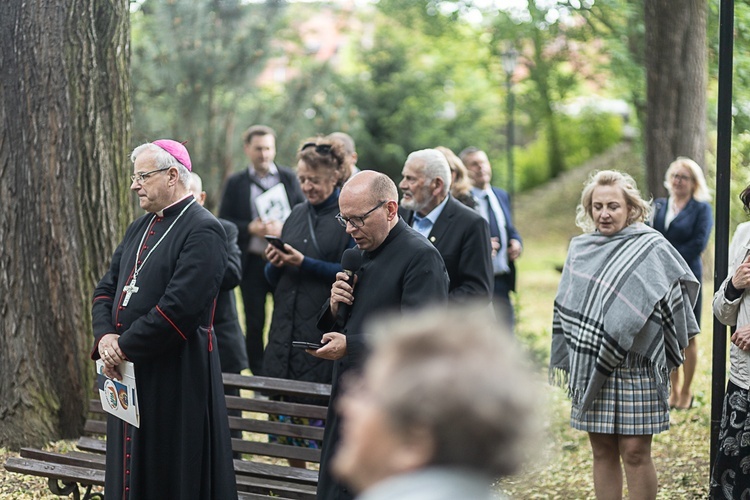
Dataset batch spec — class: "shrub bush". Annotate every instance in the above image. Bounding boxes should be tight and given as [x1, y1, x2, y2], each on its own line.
[511, 111, 624, 192]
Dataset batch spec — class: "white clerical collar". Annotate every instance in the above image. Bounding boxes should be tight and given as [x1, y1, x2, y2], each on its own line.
[157, 193, 192, 217]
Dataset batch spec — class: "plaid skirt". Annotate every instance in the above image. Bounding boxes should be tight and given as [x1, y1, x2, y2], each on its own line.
[571, 365, 670, 435]
[710, 381, 750, 499]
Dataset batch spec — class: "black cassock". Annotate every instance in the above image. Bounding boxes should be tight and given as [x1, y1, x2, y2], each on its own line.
[316, 218, 450, 500]
[91, 195, 238, 499]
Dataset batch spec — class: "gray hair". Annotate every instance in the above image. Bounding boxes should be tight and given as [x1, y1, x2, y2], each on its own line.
[575, 170, 651, 232]
[405, 149, 452, 195]
[189, 172, 203, 193]
[327, 131, 356, 156]
[131, 142, 191, 188]
[364, 304, 539, 478]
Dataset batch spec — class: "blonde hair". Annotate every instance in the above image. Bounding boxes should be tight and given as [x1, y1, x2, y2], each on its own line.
[575, 170, 651, 232]
[663, 157, 712, 202]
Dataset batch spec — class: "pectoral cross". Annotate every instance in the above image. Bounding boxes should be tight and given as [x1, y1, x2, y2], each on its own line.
[122, 278, 140, 307]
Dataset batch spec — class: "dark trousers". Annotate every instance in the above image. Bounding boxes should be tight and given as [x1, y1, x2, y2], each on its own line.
[240, 253, 272, 376]
[493, 274, 515, 332]
[316, 363, 354, 500]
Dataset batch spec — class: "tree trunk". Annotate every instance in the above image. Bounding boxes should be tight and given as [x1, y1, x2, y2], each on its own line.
[644, 0, 707, 198]
[0, 0, 131, 448]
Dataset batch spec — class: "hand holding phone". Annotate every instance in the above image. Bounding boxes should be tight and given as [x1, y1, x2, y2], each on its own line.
[292, 340, 324, 350]
[265, 235, 289, 254]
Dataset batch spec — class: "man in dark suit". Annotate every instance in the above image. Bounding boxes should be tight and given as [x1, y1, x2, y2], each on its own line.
[460, 146, 523, 329]
[190, 173, 249, 375]
[398, 148, 493, 303]
[191, 173, 248, 449]
[219, 125, 305, 375]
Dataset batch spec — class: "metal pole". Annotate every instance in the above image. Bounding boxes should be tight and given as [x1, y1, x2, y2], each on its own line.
[711, 0, 734, 477]
[506, 75, 515, 203]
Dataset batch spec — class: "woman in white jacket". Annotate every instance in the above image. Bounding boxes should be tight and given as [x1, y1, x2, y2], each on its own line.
[710, 189, 750, 499]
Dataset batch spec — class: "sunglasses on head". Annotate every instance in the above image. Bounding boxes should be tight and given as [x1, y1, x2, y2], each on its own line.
[301, 142, 332, 155]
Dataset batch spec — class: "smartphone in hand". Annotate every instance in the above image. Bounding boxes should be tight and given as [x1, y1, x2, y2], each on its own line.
[292, 340, 324, 350]
[265, 235, 289, 254]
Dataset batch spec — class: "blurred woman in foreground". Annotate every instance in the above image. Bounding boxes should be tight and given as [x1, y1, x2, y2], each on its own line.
[550, 170, 699, 499]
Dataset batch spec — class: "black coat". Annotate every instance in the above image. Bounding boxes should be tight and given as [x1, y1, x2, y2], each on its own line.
[316, 219, 450, 500]
[263, 195, 351, 384]
[91, 196, 238, 499]
[400, 195, 493, 303]
[214, 218, 249, 373]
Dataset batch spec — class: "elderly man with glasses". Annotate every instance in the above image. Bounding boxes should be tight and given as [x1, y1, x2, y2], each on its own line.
[309, 170, 449, 500]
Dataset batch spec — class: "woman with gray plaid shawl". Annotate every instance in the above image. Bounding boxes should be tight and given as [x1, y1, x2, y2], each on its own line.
[551, 170, 700, 499]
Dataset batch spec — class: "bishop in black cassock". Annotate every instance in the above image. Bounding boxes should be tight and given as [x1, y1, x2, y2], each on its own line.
[91, 140, 238, 499]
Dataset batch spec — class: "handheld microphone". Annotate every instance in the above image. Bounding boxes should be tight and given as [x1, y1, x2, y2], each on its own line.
[335, 248, 363, 327]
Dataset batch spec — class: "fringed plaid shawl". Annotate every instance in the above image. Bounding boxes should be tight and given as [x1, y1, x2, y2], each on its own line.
[550, 223, 700, 417]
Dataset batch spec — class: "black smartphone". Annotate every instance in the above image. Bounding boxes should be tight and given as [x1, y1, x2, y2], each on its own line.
[292, 340, 324, 350]
[265, 235, 288, 253]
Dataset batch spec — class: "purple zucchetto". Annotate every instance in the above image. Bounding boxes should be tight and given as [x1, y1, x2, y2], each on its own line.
[153, 139, 192, 172]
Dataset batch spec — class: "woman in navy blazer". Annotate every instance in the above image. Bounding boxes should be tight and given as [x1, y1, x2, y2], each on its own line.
[651, 157, 713, 410]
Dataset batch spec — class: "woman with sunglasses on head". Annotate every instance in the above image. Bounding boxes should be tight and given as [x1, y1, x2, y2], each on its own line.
[651, 157, 713, 410]
[262, 137, 355, 468]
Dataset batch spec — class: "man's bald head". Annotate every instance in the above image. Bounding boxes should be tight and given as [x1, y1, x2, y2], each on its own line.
[339, 171, 399, 252]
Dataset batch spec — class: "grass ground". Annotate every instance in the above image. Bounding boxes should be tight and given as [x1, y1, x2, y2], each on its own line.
[0, 142, 714, 498]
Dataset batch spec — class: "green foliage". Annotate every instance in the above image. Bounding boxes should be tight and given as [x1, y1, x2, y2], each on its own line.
[514, 140, 549, 192]
[489, 2, 588, 179]
[713, 2, 750, 133]
[560, 110, 624, 167]
[129, 0, 645, 199]
[566, 0, 646, 131]
[707, 131, 750, 233]
[332, 7, 505, 179]
[131, 0, 287, 201]
[514, 111, 624, 191]
[128, 0, 723, 204]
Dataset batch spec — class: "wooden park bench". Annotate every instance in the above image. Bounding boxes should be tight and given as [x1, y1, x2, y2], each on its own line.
[4, 374, 331, 499]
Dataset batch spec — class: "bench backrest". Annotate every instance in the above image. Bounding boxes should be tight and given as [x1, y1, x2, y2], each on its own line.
[86, 375, 331, 464]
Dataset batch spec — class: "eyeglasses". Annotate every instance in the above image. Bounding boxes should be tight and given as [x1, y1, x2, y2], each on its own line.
[336, 201, 387, 228]
[131, 167, 170, 183]
[672, 173, 692, 182]
[301, 142, 332, 155]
